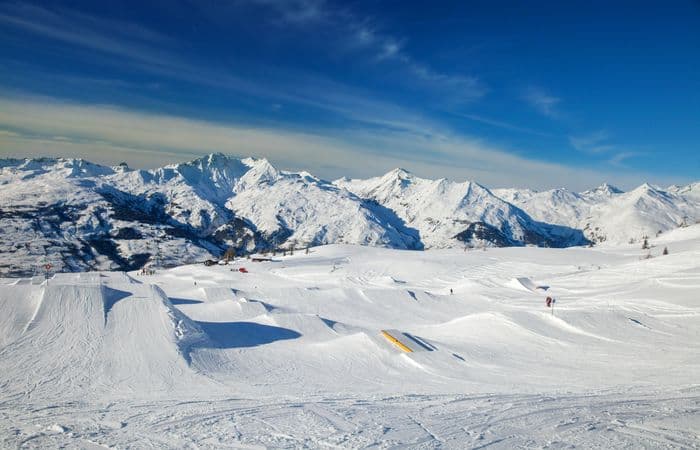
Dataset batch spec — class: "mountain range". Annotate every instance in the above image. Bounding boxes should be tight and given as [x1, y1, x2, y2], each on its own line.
[1, 153, 697, 276]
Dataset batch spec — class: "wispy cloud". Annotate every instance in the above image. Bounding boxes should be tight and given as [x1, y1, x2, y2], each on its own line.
[237, 0, 486, 103]
[352, 25, 376, 47]
[244, 0, 329, 24]
[377, 39, 403, 60]
[569, 131, 645, 168]
[0, 129, 20, 137]
[0, 3, 173, 64]
[609, 151, 645, 167]
[0, 2, 483, 134]
[569, 130, 615, 153]
[523, 86, 562, 119]
[456, 113, 552, 137]
[0, 3, 683, 190]
[406, 63, 486, 102]
[0, 4, 432, 138]
[0, 95, 675, 190]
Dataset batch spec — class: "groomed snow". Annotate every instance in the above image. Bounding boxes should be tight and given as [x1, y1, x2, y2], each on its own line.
[1, 225, 699, 447]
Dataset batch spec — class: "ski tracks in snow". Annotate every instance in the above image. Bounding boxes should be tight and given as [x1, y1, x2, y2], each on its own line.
[2, 391, 699, 448]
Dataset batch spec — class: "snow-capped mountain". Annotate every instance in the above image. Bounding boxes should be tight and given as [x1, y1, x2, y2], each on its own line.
[667, 182, 700, 202]
[334, 169, 587, 249]
[227, 170, 421, 251]
[494, 181, 700, 244]
[0, 154, 697, 276]
[0, 157, 217, 276]
[0, 155, 422, 275]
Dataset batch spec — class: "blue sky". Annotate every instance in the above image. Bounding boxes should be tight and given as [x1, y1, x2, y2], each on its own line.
[0, 0, 698, 190]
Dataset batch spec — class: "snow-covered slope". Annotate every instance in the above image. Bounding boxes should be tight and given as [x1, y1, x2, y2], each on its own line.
[1, 226, 699, 447]
[493, 186, 587, 226]
[105, 155, 420, 250]
[228, 170, 420, 250]
[336, 168, 587, 248]
[0, 157, 217, 276]
[0, 271, 211, 400]
[585, 183, 698, 243]
[107, 153, 251, 233]
[494, 182, 700, 244]
[668, 181, 700, 202]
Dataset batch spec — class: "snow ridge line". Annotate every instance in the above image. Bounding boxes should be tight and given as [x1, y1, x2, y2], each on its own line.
[22, 284, 47, 334]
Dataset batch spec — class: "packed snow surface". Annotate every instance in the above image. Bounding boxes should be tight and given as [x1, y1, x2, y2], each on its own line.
[1, 226, 699, 447]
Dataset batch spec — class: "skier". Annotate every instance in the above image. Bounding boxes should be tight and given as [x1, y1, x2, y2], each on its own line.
[545, 296, 552, 307]
[450, 288, 454, 295]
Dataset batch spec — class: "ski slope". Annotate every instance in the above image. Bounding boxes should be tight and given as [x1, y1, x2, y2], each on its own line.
[1, 226, 699, 447]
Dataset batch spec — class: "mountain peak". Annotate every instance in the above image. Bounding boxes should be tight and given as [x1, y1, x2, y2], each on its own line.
[205, 152, 230, 165]
[237, 156, 279, 187]
[241, 156, 273, 168]
[184, 152, 237, 168]
[585, 182, 623, 197]
[629, 182, 662, 196]
[384, 167, 415, 181]
[22, 157, 116, 177]
[597, 182, 623, 194]
[113, 161, 131, 173]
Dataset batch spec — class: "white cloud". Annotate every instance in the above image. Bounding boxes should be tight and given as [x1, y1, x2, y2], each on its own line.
[0, 2, 481, 131]
[569, 130, 613, 153]
[237, 0, 486, 102]
[407, 63, 486, 102]
[523, 86, 562, 119]
[458, 114, 551, 137]
[377, 39, 402, 60]
[243, 0, 329, 24]
[0, 96, 683, 191]
[0, 3, 172, 65]
[608, 151, 645, 167]
[353, 26, 375, 46]
[0, 129, 20, 137]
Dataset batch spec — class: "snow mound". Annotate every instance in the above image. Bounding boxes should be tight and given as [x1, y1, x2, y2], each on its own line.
[0, 284, 44, 349]
[0, 277, 211, 399]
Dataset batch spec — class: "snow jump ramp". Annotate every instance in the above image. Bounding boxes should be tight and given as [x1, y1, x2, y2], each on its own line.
[191, 287, 268, 320]
[513, 277, 549, 293]
[0, 279, 210, 399]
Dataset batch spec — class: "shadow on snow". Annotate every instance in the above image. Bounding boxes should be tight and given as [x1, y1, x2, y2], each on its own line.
[102, 286, 132, 319]
[169, 297, 203, 305]
[196, 321, 301, 349]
